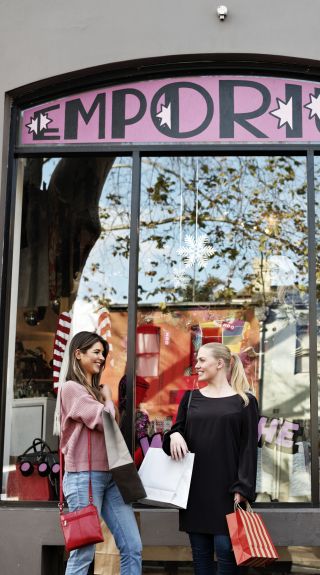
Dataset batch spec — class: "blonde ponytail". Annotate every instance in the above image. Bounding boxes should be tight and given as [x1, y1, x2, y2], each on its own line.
[230, 353, 250, 406]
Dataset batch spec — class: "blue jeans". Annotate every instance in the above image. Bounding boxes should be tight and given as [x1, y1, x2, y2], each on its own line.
[188, 532, 238, 575]
[63, 471, 142, 575]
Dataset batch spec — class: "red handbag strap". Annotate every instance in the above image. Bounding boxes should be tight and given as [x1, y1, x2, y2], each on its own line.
[87, 429, 93, 503]
[59, 391, 93, 513]
[59, 445, 63, 512]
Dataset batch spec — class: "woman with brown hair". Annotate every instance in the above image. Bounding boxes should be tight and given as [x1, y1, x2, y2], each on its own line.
[60, 331, 142, 575]
[163, 342, 259, 575]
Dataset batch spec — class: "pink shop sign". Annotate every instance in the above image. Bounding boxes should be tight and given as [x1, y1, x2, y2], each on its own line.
[20, 75, 320, 145]
[258, 417, 301, 451]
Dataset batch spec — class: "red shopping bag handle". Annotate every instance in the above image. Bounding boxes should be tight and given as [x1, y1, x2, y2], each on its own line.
[234, 501, 253, 513]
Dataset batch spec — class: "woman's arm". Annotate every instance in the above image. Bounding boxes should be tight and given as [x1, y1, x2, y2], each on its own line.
[162, 391, 191, 460]
[62, 380, 113, 432]
[230, 394, 259, 502]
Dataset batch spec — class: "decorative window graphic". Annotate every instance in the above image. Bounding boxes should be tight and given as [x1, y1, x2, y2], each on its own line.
[20, 77, 320, 145]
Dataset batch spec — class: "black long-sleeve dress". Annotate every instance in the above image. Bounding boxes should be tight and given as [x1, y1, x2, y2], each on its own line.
[162, 390, 259, 535]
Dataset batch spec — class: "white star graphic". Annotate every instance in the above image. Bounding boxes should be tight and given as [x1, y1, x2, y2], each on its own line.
[26, 115, 38, 135]
[39, 112, 52, 131]
[156, 102, 171, 129]
[305, 93, 320, 120]
[26, 112, 53, 135]
[270, 97, 293, 129]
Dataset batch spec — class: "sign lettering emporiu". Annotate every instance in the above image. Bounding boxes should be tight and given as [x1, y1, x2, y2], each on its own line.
[21, 76, 320, 145]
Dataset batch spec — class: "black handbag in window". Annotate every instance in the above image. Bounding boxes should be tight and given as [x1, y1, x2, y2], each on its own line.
[17, 438, 59, 477]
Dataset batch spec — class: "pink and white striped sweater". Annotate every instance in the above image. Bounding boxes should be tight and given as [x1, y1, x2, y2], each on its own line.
[60, 380, 115, 472]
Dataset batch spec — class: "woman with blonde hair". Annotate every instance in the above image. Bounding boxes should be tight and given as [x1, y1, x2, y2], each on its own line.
[163, 342, 259, 575]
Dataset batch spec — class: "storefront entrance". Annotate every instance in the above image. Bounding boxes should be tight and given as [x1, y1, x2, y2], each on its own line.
[0, 74, 319, 574]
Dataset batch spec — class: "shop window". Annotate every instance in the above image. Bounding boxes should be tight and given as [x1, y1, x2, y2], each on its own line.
[314, 156, 320, 499]
[1, 156, 132, 501]
[1, 152, 314, 505]
[136, 155, 311, 503]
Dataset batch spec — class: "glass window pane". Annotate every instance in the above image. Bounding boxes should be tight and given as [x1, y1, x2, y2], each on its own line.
[137, 155, 311, 502]
[2, 156, 132, 501]
[314, 156, 320, 504]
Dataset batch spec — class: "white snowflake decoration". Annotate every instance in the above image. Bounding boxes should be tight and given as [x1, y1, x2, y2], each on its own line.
[172, 267, 189, 289]
[177, 234, 215, 269]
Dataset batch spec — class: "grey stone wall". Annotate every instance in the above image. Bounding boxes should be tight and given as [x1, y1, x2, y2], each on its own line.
[0, 507, 320, 575]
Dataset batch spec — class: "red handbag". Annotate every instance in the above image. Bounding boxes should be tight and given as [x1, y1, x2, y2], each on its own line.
[59, 430, 104, 552]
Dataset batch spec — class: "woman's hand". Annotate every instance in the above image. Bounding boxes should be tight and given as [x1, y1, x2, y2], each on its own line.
[100, 384, 113, 404]
[170, 432, 189, 461]
[234, 492, 247, 505]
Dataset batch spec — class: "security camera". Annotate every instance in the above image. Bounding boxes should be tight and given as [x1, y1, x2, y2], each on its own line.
[217, 5, 228, 20]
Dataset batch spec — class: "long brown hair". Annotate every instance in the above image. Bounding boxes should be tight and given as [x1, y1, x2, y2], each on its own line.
[200, 342, 251, 406]
[66, 331, 109, 402]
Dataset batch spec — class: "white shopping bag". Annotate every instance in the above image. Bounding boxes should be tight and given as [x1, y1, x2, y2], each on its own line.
[138, 447, 195, 509]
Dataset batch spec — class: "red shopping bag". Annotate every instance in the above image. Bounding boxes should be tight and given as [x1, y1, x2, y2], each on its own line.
[226, 504, 279, 567]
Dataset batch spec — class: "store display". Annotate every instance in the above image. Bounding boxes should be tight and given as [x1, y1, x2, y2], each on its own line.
[290, 441, 311, 498]
[139, 433, 163, 456]
[14, 341, 52, 398]
[7, 438, 59, 501]
[52, 311, 72, 391]
[136, 324, 160, 377]
[17, 438, 59, 476]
